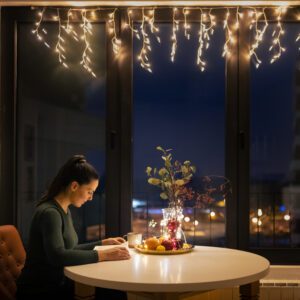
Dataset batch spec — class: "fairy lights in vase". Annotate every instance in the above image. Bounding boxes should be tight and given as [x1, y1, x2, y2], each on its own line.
[269, 6, 287, 64]
[171, 7, 179, 62]
[249, 8, 268, 68]
[80, 9, 95, 77]
[109, 9, 122, 55]
[32, 8, 50, 48]
[55, 9, 68, 68]
[138, 8, 152, 73]
[183, 8, 191, 40]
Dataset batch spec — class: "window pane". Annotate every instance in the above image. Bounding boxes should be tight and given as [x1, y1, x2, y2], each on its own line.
[250, 23, 299, 248]
[132, 23, 226, 246]
[17, 22, 106, 245]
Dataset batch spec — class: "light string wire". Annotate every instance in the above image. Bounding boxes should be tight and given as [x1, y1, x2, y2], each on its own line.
[55, 9, 68, 68]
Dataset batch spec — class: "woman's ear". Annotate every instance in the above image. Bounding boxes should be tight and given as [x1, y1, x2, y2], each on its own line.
[70, 181, 79, 192]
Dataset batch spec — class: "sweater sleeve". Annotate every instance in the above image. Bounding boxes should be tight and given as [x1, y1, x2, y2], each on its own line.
[75, 240, 102, 250]
[40, 208, 98, 266]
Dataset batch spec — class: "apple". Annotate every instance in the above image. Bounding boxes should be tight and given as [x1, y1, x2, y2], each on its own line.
[161, 239, 173, 251]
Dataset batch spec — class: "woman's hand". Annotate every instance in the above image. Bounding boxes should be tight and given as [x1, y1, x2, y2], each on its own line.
[97, 247, 131, 262]
[102, 237, 126, 245]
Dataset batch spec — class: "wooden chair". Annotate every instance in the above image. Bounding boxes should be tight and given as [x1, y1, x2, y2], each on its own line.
[0, 225, 26, 300]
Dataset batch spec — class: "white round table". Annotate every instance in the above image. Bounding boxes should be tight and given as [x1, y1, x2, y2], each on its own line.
[64, 245, 269, 300]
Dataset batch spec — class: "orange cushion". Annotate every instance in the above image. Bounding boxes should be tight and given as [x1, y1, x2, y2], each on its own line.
[0, 225, 26, 300]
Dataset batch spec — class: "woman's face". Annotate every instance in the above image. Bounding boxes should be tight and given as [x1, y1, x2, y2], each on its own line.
[70, 179, 99, 207]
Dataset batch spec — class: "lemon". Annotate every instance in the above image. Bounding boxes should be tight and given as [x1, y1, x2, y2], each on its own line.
[156, 245, 166, 251]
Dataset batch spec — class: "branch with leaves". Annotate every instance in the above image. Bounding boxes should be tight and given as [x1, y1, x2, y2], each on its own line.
[146, 146, 196, 211]
[146, 146, 232, 212]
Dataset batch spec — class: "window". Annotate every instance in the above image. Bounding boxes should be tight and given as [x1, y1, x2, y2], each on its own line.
[16, 20, 106, 244]
[132, 22, 226, 246]
[2, 7, 300, 263]
[250, 24, 299, 249]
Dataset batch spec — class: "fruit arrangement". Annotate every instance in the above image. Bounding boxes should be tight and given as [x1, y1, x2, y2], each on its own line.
[137, 236, 190, 252]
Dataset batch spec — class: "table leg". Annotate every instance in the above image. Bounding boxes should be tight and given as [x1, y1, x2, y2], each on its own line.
[74, 282, 96, 300]
[239, 281, 260, 300]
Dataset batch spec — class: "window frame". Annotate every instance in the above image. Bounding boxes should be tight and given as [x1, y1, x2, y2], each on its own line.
[1, 6, 299, 264]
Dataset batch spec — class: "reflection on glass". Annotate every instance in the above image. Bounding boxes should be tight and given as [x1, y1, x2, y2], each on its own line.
[250, 23, 299, 248]
[132, 23, 226, 246]
[17, 23, 106, 245]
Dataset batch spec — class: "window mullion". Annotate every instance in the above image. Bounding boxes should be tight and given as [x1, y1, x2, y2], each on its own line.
[237, 9, 251, 250]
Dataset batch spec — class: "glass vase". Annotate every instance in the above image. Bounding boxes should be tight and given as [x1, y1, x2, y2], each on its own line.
[161, 207, 186, 250]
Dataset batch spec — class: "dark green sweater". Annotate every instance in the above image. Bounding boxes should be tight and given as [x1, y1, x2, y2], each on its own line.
[17, 199, 101, 295]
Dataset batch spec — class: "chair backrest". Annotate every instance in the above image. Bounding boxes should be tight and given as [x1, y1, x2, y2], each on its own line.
[0, 225, 26, 300]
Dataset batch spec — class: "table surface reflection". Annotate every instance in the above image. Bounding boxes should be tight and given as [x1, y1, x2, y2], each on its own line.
[64, 245, 269, 293]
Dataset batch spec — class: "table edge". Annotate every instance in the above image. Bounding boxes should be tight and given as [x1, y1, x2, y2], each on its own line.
[64, 265, 270, 292]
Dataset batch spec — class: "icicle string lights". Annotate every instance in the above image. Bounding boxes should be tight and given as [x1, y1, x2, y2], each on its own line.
[222, 8, 234, 57]
[31, 5, 300, 75]
[171, 7, 179, 62]
[183, 7, 191, 40]
[109, 9, 122, 55]
[32, 8, 50, 48]
[197, 8, 206, 71]
[138, 7, 152, 72]
[269, 6, 287, 64]
[80, 9, 96, 77]
[148, 8, 161, 43]
[55, 9, 68, 68]
[125, 9, 140, 40]
[196, 8, 216, 71]
[249, 8, 268, 68]
[61, 9, 80, 42]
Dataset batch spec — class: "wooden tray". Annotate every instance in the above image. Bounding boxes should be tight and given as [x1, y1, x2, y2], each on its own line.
[134, 244, 194, 255]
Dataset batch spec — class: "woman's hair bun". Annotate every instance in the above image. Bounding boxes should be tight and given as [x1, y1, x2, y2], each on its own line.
[73, 154, 86, 164]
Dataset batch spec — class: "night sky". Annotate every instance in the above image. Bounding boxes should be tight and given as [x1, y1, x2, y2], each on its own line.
[133, 24, 226, 192]
[133, 22, 300, 195]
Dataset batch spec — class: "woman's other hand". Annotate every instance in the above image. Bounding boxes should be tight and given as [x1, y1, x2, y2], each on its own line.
[102, 237, 126, 245]
[97, 247, 131, 261]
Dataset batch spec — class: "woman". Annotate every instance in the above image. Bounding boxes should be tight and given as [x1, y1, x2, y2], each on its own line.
[17, 155, 130, 299]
